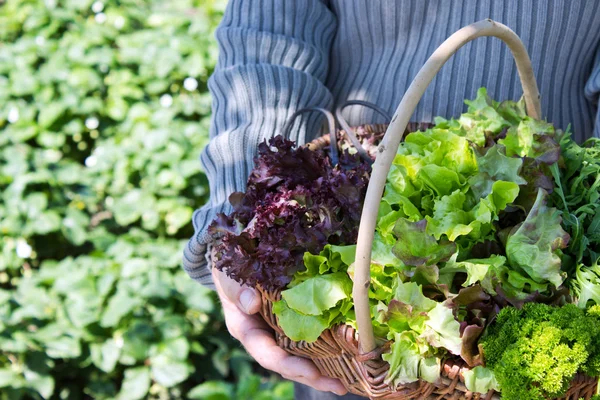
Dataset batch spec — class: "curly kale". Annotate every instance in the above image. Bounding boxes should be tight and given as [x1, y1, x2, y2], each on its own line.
[480, 303, 600, 400]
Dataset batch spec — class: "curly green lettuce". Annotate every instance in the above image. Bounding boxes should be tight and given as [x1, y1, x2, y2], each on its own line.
[480, 303, 600, 400]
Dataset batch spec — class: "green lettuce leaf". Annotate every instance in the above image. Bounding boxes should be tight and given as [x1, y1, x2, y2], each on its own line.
[573, 260, 600, 308]
[458, 88, 511, 146]
[281, 272, 352, 316]
[463, 366, 499, 395]
[476, 145, 527, 187]
[272, 300, 329, 342]
[383, 332, 440, 386]
[329, 245, 356, 268]
[499, 118, 558, 162]
[384, 299, 429, 333]
[440, 254, 507, 294]
[392, 219, 456, 267]
[506, 189, 569, 287]
[426, 181, 519, 242]
[392, 278, 438, 313]
[421, 302, 462, 355]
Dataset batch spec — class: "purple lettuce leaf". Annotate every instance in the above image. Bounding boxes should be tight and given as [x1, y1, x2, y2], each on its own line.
[209, 136, 371, 290]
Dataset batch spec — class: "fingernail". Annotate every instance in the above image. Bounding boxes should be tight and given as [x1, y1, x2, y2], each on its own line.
[240, 289, 256, 313]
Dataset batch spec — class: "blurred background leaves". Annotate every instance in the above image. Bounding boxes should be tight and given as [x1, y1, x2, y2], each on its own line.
[0, 0, 292, 399]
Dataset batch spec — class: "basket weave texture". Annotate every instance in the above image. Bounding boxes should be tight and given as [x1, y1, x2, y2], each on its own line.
[258, 287, 598, 400]
[251, 123, 599, 400]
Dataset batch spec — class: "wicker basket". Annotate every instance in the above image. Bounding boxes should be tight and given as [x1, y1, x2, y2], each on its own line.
[224, 20, 600, 399]
[255, 122, 599, 400]
[257, 289, 598, 400]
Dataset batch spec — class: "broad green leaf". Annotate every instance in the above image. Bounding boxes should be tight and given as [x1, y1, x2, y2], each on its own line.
[117, 367, 150, 400]
[0, 369, 20, 387]
[476, 145, 527, 185]
[45, 336, 81, 359]
[422, 302, 462, 355]
[281, 272, 351, 316]
[34, 210, 61, 234]
[463, 366, 499, 394]
[156, 337, 189, 361]
[506, 189, 569, 286]
[393, 218, 456, 267]
[150, 354, 191, 387]
[100, 289, 141, 327]
[272, 300, 329, 343]
[392, 279, 437, 312]
[38, 103, 66, 128]
[188, 381, 233, 400]
[23, 368, 54, 398]
[330, 244, 356, 267]
[419, 356, 441, 384]
[383, 332, 433, 386]
[62, 207, 89, 245]
[90, 339, 121, 373]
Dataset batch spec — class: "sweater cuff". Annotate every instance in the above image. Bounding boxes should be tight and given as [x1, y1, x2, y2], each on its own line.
[182, 202, 231, 290]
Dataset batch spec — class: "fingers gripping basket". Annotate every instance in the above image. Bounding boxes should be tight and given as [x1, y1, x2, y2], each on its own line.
[232, 20, 599, 399]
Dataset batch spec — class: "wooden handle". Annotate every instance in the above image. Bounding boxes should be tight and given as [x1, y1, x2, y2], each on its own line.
[352, 19, 542, 353]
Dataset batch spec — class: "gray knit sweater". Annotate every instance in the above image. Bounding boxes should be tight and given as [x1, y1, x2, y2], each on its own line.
[184, 0, 600, 289]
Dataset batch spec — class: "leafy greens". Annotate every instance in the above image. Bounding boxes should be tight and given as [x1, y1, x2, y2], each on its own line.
[215, 87, 600, 395]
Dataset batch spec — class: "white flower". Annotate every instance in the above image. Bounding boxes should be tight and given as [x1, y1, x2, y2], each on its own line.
[183, 77, 198, 91]
[85, 117, 99, 130]
[7, 107, 19, 123]
[35, 36, 46, 46]
[114, 16, 125, 29]
[95, 12, 107, 24]
[160, 94, 173, 108]
[91, 1, 104, 13]
[16, 240, 32, 259]
[85, 155, 97, 168]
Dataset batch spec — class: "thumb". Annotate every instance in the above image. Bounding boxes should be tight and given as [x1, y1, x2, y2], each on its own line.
[213, 268, 262, 315]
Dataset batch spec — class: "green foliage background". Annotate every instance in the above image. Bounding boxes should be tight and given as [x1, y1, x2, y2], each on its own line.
[0, 0, 292, 399]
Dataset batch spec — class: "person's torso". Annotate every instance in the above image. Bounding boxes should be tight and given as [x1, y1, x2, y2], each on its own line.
[326, 0, 600, 142]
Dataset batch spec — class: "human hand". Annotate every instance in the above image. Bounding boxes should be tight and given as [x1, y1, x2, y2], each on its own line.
[212, 268, 348, 396]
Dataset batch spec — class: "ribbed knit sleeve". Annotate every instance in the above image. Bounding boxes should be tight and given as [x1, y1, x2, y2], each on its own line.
[183, 0, 337, 288]
[585, 47, 600, 139]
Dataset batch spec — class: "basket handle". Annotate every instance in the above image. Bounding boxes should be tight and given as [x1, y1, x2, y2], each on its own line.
[352, 19, 542, 353]
[336, 100, 393, 162]
[280, 107, 339, 165]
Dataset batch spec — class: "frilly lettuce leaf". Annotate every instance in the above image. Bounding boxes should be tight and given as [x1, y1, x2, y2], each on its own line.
[506, 189, 569, 287]
[463, 366, 499, 394]
[475, 144, 527, 190]
[572, 260, 600, 308]
[421, 302, 462, 355]
[440, 253, 550, 304]
[499, 118, 559, 163]
[440, 254, 507, 294]
[392, 278, 437, 312]
[425, 180, 519, 242]
[383, 332, 441, 386]
[392, 218, 456, 267]
[272, 300, 330, 342]
[458, 88, 511, 146]
[281, 272, 352, 316]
